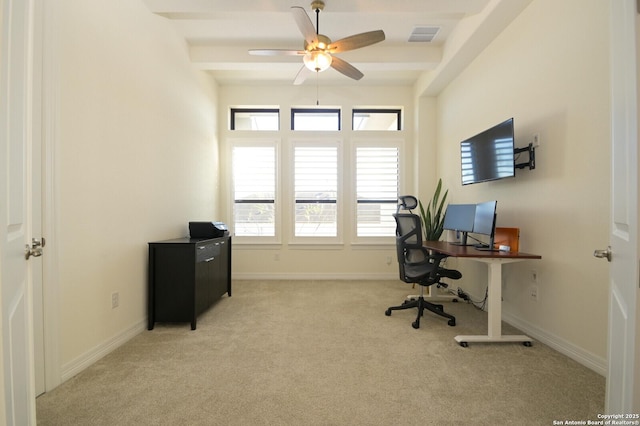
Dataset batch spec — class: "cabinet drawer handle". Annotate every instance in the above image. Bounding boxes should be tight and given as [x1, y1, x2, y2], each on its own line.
[205, 257, 215, 262]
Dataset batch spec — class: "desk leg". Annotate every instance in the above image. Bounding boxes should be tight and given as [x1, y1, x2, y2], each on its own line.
[454, 259, 532, 347]
[487, 262, 502, 338]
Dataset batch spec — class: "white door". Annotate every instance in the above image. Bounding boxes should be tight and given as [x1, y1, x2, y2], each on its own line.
[29, 0, 45, 397]
[0, 0, 38, 424]
[602, 0, 639, 413]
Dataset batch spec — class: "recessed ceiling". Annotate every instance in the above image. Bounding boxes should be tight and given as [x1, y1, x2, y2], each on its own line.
[142, 0, 533, 90]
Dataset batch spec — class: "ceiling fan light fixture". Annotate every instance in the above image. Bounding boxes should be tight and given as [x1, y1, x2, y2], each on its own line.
[303, 50, 332, 72]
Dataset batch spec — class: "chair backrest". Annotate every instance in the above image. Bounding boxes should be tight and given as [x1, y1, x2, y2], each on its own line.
[396, 195, 418, 213]
[393, 213, 429, 274]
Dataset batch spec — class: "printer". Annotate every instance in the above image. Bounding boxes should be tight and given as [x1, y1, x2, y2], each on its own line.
[188, 221, 228, 238]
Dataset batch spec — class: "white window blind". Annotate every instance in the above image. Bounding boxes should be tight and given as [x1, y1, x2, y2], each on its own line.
[232, 145, 276, 236]
[356, 146, 399, 237]
[294, 146, 338, 237]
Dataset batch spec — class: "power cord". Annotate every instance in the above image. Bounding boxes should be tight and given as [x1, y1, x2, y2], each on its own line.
[457, 287, 470, 301]
[456, 286, 488, 311]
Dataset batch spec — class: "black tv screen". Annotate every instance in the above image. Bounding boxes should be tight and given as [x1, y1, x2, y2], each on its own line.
[460, 118, 515, 185]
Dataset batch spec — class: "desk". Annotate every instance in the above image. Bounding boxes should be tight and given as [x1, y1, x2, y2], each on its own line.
[423, 241, 541, 347]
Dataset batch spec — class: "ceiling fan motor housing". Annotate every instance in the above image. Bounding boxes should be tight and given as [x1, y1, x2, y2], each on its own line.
[305, 34, 331, 51]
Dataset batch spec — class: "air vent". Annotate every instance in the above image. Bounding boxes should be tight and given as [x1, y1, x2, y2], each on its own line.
[408, 26, 440, 43]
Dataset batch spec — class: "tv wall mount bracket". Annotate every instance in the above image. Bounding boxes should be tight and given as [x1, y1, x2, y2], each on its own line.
[514, 143, 536, 170]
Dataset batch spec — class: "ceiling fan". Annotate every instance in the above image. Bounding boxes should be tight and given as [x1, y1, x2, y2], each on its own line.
[248, 0, 385, 85]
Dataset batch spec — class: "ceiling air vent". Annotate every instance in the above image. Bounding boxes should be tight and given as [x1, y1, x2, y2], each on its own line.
[408, 26, 440, 43]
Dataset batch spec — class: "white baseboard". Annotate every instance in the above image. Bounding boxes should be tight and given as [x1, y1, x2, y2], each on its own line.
[60, 320, 147, 383]
[232, 272, 399, 280]
[502, 311, 607, 376]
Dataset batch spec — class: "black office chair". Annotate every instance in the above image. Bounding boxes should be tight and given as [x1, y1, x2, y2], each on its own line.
[385, 196, 461, 329]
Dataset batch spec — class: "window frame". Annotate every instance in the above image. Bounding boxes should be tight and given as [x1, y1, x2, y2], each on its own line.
[230, 108, 280, 131]
[229, 138, 281, 245]
[351, 138, 404, 245]
[291, 108, 342, 131]
[352, 108, 402, 131]
[289, 138, 343, 245]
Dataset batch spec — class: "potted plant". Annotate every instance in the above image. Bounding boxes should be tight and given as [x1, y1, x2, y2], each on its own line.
[419, 178, 448, 241]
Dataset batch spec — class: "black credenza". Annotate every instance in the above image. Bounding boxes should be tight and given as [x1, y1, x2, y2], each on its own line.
[148, 235, 231, 330]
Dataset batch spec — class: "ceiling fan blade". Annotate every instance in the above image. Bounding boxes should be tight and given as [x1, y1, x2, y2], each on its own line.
[293, 65, 313, 85]
[249, 49, 305, 56]
[291, 6, 317, 46]
[330, 56, 363, 80]
[328, 30, 385, 53]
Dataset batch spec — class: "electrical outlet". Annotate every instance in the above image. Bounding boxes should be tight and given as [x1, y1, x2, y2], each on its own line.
[530, 285, 538, 302]
[532, 133, 540, 148]
[386, 256, 392, 265]
[111, 292, 119, 309]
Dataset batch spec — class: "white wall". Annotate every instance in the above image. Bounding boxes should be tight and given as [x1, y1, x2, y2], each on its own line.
[430, 0, 611, 369]
[218, 84, 413, 279]
[54, 0, 219, 375]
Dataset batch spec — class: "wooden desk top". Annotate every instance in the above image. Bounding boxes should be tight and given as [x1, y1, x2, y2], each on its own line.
[424, 241, 542, 260]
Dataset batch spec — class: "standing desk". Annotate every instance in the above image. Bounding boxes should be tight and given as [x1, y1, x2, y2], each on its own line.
[423, 241, 542, 347]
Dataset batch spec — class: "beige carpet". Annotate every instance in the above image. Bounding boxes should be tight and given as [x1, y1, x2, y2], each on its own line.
[36, 280, 605, 425]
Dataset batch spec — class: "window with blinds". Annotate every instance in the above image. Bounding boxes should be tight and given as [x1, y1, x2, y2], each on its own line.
[232, 145, 276, 237]
[355, 145, 400, 237]
[294, 144, 338, 237]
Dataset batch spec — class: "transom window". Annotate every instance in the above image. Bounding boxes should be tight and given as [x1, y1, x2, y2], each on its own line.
[230, 108, 279, 131]
[353, 109, 401, 131]
[291, 108, 341, 131]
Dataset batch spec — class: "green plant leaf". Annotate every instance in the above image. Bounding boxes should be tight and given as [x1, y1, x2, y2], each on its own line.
[419, 178, 448, 241]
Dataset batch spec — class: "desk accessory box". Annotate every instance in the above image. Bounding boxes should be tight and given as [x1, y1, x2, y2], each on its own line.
[494, 227, 519, 252]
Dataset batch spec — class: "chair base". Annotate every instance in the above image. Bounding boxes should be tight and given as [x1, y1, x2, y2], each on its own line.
[385, 295, 456, 329]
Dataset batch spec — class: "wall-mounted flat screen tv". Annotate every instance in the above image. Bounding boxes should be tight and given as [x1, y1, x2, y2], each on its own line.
[460, 118, 515, 185]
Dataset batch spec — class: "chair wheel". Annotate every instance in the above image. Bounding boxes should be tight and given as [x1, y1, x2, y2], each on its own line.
[452, 298, 458, 303]
[411, 321, 420, 329]
[460, 342, 468, 347]
[448, 319, 456, 326]
[385, 309, 391, 316]
[523, 341, 532, 347]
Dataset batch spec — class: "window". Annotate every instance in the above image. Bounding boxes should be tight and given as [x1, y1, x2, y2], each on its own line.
[293, 143, 339, 238]
[228, 105, 404, 245]
[355, 143, 400, 237]
[231, 143, 277, 237]
[291, 108, 341, 131]
[231, 108, 279, 130]
[352, 109, 401, 131]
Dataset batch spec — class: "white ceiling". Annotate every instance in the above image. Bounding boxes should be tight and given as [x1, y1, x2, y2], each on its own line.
[142, 0, 532, 91]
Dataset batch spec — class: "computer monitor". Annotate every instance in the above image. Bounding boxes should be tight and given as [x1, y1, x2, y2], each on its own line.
[473, 200, 497, 250]
[443, 204, 476, 245]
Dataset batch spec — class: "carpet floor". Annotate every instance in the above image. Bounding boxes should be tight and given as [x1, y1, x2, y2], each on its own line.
[36, 280, 605, 425]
